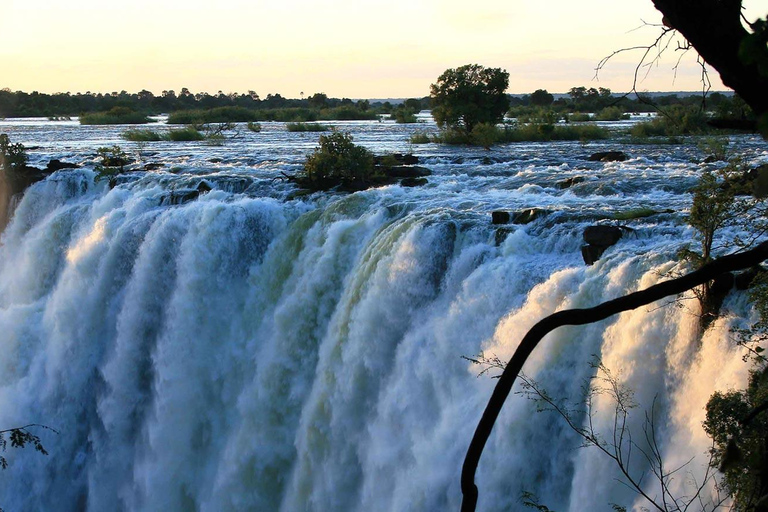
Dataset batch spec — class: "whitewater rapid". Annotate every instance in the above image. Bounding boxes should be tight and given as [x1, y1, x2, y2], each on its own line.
[0, 118, 766, 511]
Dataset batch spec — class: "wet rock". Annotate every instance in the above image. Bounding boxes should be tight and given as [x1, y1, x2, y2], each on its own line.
[393, 153, 419, 165]
[143, 163, 164, 171]
[491, 211, 511, 224]
[45, 159, 79, 172]
[511, 208, 550, 224]
[710, 272, 735, 296]
[581, 245, 607, 266]
[735, 266, 764, 290]
[581, 225, 623, 265]
[495, 228, 512, 246]
[383, 165, 432, 178]
[556, 176, 585, 189]
[583, 225, 623, 247]
[400, 177, 428, 187]
[588, 151, 628, 162]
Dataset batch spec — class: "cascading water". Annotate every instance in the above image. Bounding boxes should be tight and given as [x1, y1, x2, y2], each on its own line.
[0, 117, 766, 511]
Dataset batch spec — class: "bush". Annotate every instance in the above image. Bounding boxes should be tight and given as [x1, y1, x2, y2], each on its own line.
[303, 131, 375, 183]
[95, 145, 129, 183]
[247, 122, 262, 132]
[392, 107, 418, 124]
[167, 126, 205, 141]
[286, 122, 329, 132]
[410, 131, 433, 144]
[80, 107, 151, 125]
[630, 105, 711, 137]
[568, 112, 592, 122]
[167, 106, 259, 124]
[595, 106, 629, 121]
[122, 129, 163, 142]
[427, 122, 609, 145]
[0, 134, 28, 172]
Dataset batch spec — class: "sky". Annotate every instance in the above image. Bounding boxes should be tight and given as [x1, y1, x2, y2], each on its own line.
[1, 0, 766, 98]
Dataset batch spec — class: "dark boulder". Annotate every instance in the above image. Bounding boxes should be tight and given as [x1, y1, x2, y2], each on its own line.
[581, 225, 623, 265]
[383, 165, 432, 178]
[583, 225, 623, 247]
[400, 177, 428, 187]
[46, 159, 79, 172]
[143, 163, 164, 171]
[491, 211, 511, 225]
[511, 208, 550, 224]
[556, 176, 585, 189]
[581, 245, 607, 266]
[735, 266, 764, 290]
[588, 151, 628, 162]
[393, 153, 419, 165]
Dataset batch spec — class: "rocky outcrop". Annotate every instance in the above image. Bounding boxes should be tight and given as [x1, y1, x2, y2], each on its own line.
[491, 208, 550, 225]
[556, 176, 585, 189]
[382, 165, 432, 178]
[46, 159, 79, 172]
[588, 151, 628, 162]
[581, 225, 623, 265]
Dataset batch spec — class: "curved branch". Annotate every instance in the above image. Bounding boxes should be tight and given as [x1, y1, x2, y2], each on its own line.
[460, 241, 768, 512]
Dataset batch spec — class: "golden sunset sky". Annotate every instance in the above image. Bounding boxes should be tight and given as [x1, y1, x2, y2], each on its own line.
[1, 0, 766, 98]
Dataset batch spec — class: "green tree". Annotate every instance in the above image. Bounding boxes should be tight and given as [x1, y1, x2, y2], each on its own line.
[704, 367, 768, 510]
[530, 89, 554, 107]
[303, 131, 374, 184]
[430, 64, 510, 135]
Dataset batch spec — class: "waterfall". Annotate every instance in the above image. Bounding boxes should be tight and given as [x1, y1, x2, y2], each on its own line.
[0, 167, 755, 511]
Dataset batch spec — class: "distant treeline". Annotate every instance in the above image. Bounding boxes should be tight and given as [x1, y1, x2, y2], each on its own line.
[0, 88, 430, 119]
[0, 86, 751, 122]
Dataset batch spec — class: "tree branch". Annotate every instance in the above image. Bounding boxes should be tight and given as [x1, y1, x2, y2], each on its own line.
[461, 241, 768, 512]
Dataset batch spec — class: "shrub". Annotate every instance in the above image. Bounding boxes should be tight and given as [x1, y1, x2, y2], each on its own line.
[393, 107, 418, 124]
[568, 112, 592, 122]
[595, 106, 629, 121]
[80, 107, 151, 125]
[167, 106, 258, 124]
[0, 134, 28, 172]
[122, 129, 163, 142]
[247, 122, 262, 132]
[410, 131, 433, 144]
[95, 145, 129, 183]
[630, 105, 711, 137]
[167, 126, 205, 141]
[286, 122, 329, 132]
[303, 131, 375, 183]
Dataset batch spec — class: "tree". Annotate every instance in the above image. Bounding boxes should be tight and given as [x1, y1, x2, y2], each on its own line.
[302, 131, 374, 184]
[460, 4, 768, 509]
[529, 89, 554, 107]
[650, 1, 768, 122]
[429, 64, 510, 135]
[704, 367, 768, 511]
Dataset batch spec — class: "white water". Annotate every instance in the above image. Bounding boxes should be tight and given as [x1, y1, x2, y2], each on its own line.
[0, 118, 766, 511]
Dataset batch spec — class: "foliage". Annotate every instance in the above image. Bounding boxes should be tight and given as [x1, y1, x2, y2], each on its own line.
[430, 64, 510, 135]
[630, 105, 712, 137]
[568, 113, 592, 122]
[704, 366, 768, 510]
[246, 121, 262, 132]
[166, 126, 205, 141]
[286, 122, 328, 132]
[595, 106, 629, 121]
[529, 89, 554, 107]
[167, 106, 258, 124]
[79, 107, 151, 125]
[94, 145, 129, 183]
[0, 425, 53, 470]
[467, 354, 728, 511]
[0, 133, 28, 172]
[392, 106, 418, 123]
[122, 129, 163, 142]
[409, 131, 433, 144]
[302, 131, 375, 184]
